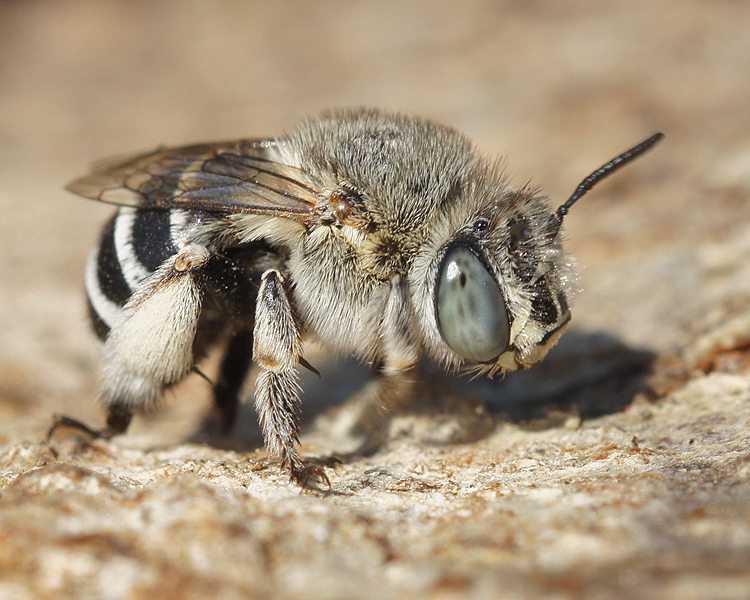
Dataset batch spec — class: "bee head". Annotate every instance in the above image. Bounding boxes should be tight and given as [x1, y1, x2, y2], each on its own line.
[419, 132, 664, 375]
[426, 187, 572, 376]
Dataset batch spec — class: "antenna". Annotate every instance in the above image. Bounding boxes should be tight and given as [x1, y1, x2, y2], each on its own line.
[549, 132, 665, 237]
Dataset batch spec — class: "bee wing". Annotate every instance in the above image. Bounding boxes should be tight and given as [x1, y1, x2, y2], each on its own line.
[67, 140, 324, 222]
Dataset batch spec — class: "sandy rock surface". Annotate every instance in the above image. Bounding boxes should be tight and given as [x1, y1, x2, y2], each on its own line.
[1, 1, 750, 599]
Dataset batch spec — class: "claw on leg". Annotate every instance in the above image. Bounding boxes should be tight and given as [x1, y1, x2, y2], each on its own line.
[47, 404, 132, 442]
[288, 458, 331, 490]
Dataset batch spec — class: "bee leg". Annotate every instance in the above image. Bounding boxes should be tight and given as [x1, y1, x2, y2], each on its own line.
[47, 396, 134, 442]
[338, 369, 419, 456]
[104, 402, 133, 437]
[253, 269, 329, 488]
[212, 329, 253, 435]
[97, 243, 210, 432]
[325, 276, 420, 455]
[191, 253, 260, 437]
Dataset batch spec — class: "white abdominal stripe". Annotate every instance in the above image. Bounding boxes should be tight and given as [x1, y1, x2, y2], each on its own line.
[86, 207, 187, 335]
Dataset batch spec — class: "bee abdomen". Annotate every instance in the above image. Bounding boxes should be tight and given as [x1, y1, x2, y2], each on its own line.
[85, 207, 179, 339]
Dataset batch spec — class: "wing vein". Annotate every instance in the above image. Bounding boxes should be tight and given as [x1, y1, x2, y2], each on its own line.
[67, 140, 326, 226]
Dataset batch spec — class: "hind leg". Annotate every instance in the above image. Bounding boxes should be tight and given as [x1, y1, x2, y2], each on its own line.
[212, 329, 253, 435]
[50, 243, 252, 441]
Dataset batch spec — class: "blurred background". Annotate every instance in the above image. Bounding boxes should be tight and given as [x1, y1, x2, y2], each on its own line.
[1, 0, 748, 446]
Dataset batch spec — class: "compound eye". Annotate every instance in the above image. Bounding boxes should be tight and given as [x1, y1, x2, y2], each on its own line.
[436, 244, 510, 362]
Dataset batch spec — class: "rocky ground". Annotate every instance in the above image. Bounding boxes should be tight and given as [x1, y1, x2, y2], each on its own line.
[1, 1, 749, 599]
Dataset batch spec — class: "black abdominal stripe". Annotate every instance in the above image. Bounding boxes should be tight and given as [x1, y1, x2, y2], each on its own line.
[86, 207, 187, 338]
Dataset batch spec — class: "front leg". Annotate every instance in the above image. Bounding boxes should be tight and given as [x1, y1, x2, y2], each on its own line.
[322, 275, 421, 455]
[253, 269, 328, 487]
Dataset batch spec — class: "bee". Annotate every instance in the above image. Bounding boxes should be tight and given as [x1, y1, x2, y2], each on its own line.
[56, 109, 663, 486]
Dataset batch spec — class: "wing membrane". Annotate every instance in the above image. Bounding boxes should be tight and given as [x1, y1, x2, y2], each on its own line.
[67, 140, 324, 222]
